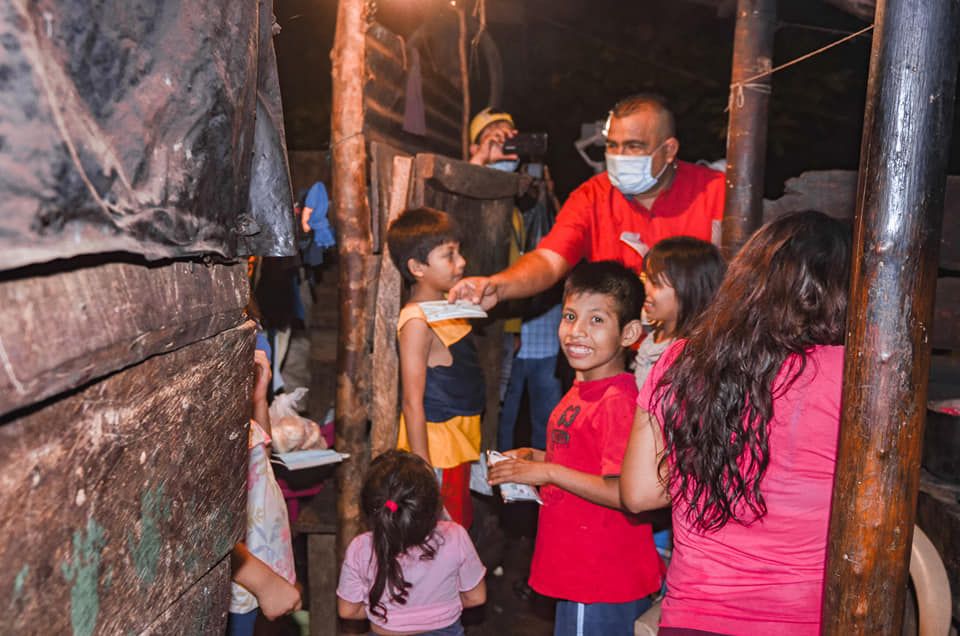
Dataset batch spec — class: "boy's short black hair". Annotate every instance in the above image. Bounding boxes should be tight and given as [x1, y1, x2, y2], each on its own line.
[563, 260, 644, 327]
[387, 207, 461, 283]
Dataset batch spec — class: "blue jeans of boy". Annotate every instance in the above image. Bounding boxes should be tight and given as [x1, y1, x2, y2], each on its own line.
[554, 596, 652, 636]
[498, 355, 563, 451]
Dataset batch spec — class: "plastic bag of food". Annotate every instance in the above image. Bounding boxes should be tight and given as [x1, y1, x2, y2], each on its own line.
[268, 388, 328, 452]
[487, 450, 543, 504]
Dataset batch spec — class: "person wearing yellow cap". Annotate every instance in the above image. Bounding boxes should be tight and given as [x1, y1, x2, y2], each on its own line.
[468, 107, 520, 170]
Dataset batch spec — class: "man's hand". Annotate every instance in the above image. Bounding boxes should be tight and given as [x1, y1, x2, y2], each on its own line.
[469, 128, 519, 166]
[447, 276, 501, 311]
[258, 578, 302, 620]
[488, 457, 553, 487]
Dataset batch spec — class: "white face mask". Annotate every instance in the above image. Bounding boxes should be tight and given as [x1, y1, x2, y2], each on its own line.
[606, 142, 669, 196]
[488, 159, 519, 173]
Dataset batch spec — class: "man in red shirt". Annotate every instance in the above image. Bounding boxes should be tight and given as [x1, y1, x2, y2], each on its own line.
[449, 94, 725, 309]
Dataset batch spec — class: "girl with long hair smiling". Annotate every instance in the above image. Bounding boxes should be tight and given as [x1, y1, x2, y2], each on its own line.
[620, 211, 851, 635]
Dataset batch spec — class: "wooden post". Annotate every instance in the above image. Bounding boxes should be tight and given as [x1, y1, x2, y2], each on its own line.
[456, 4, 470, 160]
[330, 0, 373, 563]
[370, 155, 413, 459]
[822, 0, 960, 632]
[720, 0, 775, 258]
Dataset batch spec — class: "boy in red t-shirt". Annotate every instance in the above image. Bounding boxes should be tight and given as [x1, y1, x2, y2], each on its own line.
[488, 260, 663, 636]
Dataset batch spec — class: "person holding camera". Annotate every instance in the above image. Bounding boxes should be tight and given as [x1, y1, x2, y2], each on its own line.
[450, 94, 725, 311]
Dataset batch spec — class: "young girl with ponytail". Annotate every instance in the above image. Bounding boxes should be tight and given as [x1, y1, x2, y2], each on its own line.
[337, 450, 487, 635]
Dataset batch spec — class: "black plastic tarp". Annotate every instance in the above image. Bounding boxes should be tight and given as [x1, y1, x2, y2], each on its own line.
[0, 0, 295, 271]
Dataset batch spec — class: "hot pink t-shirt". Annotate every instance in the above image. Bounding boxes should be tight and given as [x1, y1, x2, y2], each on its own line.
[337, 520, 486, 633]
[638, 343, 844, 635]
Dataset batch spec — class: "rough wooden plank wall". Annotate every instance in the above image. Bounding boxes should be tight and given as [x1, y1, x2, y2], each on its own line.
[370, 152, 413, 459]
[0, 261, 248, 417]
[0, 323, 251, 636]
[763, 170, 960, 270]
[363, 23, 462, 158]
[140, 558, 232, 636]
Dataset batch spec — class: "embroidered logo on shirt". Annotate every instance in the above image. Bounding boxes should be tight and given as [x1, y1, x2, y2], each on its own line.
[550, 405, 581, 448]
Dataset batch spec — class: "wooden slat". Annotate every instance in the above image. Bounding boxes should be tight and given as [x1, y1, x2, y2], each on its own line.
[414, 154, 524, 200]
[370, 155, 414, 459]
[365, 25, 462, 112]
[307, 534, 338, 636]
[365, 98, 462, 155]
[933, 277, 960, 350]
[0, 260, 248, 417]
[369, 141, 411, 253]
[0, 324, 251, 635]
[140, 558, 232, 636]
[763, 170, 960, 270]
[364, 72, 462, 136]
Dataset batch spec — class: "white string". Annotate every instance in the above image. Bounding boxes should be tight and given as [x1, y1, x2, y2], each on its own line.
[728, 23, 873, 109]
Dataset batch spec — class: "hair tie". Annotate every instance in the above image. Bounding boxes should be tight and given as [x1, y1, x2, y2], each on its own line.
[384, 499, 398, 513]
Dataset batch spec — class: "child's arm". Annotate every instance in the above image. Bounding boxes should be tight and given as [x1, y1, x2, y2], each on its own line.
[620, 407, 671, 513]
[459, 579, 487, 608]
[252, 349, 272, 437]
[231, 542, 302, 620]
[398, 317, 434, 465]
[487, 458, 623, 509]
[336, 598, 368, 620]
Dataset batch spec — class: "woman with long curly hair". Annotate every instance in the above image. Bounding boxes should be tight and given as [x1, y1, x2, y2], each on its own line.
[620, 211, 851, 635]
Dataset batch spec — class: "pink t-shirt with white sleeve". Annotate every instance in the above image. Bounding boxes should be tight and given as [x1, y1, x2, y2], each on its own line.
[638, 343, 844, 636]
[337, 520, 486, 633]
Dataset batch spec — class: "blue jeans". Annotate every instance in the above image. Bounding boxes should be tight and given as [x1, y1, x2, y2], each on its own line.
[498, 356, 563, 451]
[554, 597, 652, 636]
[226, 609, 258, 636]
[419, 621, 465, 636]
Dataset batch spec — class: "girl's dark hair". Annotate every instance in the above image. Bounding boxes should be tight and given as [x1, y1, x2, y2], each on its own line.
[361, 450, 441, 621]
[564, 260, 644, 327]
[643, 237, 726, 338]
[386, 207, 461, 283]
[655, 211, 850, 531]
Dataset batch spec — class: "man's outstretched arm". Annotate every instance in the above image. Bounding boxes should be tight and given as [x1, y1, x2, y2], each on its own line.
[447, 248, 570, 310]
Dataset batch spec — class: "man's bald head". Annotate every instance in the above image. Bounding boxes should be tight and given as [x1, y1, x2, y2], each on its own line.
[611, 93, 676, 140]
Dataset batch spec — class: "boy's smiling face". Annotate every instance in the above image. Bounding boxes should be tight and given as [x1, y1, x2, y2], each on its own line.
[559, 291, 641, 382]
[409, 241, 466, 295]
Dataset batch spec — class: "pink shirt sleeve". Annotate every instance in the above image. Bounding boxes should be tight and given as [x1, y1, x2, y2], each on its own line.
[336, 534, 370, 604]
[537, 181, 593, 266]
[599, 388, 639, 477]
[454, 524, 487, 591]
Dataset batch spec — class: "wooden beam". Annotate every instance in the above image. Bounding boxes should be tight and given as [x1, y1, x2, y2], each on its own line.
[0, 324, 250, 635]
[330, 0, 373, 568]
[721, 0, 776, 258]
[370, 155, 413, 460]
[822, 0, 960, 632]
[140, 558, 232, 635]
[0, 260, 247, 418]
[415, 153, 523, 200]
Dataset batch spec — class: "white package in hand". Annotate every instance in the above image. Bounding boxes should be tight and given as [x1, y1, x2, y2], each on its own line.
[488, 450, 543, 504]
[417, 300, 488, 323]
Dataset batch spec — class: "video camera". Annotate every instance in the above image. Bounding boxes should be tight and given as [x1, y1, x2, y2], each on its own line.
[502, 132, 548, 161]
